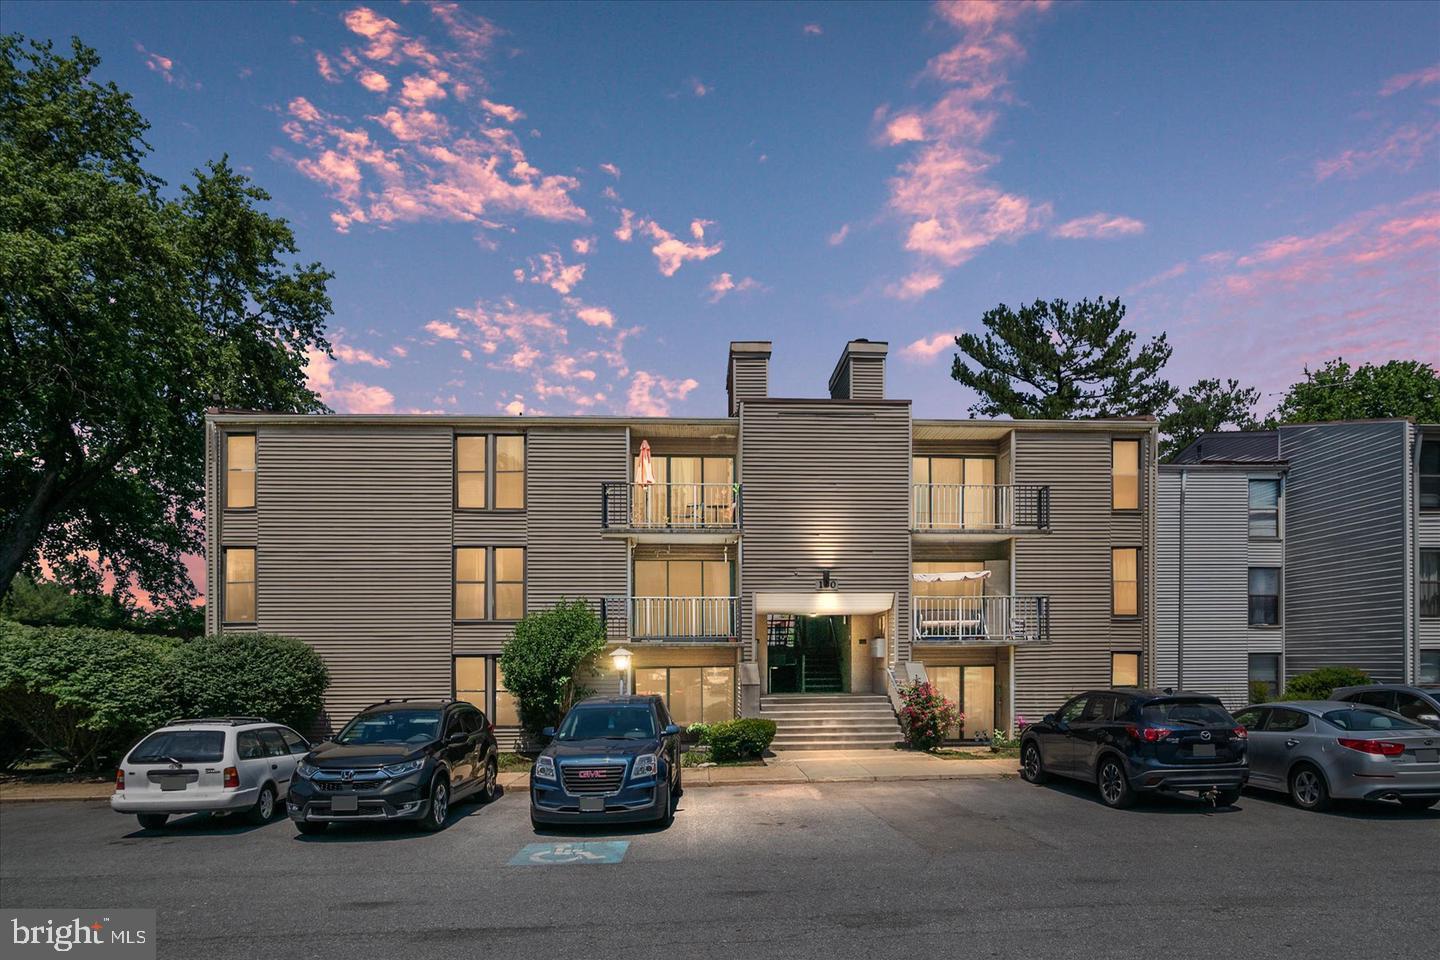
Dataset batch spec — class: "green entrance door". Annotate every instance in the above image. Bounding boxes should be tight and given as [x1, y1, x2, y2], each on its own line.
[766, 615, 848, 693]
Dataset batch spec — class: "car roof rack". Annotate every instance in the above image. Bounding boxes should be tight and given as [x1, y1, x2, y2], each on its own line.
[378, 698, 455, 705]
[166, 716, 268, 726]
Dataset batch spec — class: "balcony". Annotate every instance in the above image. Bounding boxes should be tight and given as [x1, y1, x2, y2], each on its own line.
[601, 595, 739, 644]
[912, 595, 1050, 645]
[600, 481, 742, 543]
[911, 483, 1050, 538]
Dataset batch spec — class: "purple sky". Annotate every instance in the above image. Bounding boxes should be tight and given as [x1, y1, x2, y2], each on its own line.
[8, 0, 1439, 419]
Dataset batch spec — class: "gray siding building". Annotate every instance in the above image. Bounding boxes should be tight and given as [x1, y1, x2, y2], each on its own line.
[206, 339, 1159, 745]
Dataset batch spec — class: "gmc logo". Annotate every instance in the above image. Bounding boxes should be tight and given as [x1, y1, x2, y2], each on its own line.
[577, 770, 606, 779]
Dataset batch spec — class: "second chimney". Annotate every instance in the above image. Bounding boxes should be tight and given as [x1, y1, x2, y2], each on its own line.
[727, 341, 772, 415]
[828, 339, 888, 400]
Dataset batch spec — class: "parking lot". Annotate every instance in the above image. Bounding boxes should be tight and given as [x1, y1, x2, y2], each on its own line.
[2, 779, 1436, 960]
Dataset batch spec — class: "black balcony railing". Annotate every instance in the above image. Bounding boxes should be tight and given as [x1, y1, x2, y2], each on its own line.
[601, 481, 742, 532]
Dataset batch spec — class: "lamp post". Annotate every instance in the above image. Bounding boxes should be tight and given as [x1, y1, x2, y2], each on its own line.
[611, 646, 633, 695]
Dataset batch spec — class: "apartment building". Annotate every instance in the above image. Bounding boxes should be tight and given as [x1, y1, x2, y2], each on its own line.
[1156, 420, 1440, 710]
[205, 339, 1158, 745]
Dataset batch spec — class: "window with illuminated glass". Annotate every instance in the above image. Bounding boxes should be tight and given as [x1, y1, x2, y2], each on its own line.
[454, 548, 487, 620]
[494, 661, 518, 725]
[1111, 652, 1140, 687]
[634, 666, 735, 726]
[1112, 439, 1140, 510]
[912, 455, 996, 529]
[1112, 547, 1139, 617]
[224, 547, 256, 623]
[455, 436, 487, 508]
[494, 547, 525, 619]
[495, 436, 525, 509]
[454, 656, 487, 712]
[454, 547, 524, 621]
[633, 558, 732, 637]
[633, 454, 734, 526]
[225, 434, 255, 509]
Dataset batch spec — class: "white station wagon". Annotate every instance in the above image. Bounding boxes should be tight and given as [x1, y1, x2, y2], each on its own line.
[111, 717, 310, 830]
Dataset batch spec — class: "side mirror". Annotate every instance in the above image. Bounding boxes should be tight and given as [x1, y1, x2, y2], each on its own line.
[447, 732, 468, 745]
[663, 724, 682, 736]
[541, 726, 556, 738]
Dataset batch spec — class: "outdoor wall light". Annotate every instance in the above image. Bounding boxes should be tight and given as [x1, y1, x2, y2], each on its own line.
[611, 646, 633, 694]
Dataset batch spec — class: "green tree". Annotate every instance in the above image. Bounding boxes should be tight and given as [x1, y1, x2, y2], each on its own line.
[1159, 378, 1261, 462]
[498, 601, 607, 739]
[0, 36, 332, 607]
[0, 576, 204, 637]
[951, 297, 1175, 418]
[1270, 359, 1440, 426]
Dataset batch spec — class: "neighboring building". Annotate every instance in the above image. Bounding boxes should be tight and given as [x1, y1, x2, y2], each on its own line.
[1156, 420, 1440, 709]
[205, 339, 1158, 745]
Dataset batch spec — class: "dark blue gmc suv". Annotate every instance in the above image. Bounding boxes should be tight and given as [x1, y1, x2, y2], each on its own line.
[530, 695, 683, 829]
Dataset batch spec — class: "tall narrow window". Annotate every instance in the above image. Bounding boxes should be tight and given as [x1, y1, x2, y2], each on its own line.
[495, 436, 525, 509]
[495, 662, 519, 726]
[455, 548, 487, 620]
[454, 657, 487, 712]
[1112, 439, 1140, 510]
[494, 547, 525, 619]
[1111, 652, 1140, 687]
[1248, 654, 1280, 700]
[1248, 567, 1281, 625]
[456, 436, 488, 509]
[224, 548, 256, 623]
[1420, 439, 1440, 511]
[1112, 547, 1139, 617]
[1420, 550, 1440, 619]
[1248, 478, 1280, 538]
[1421, 651, 1440, 685]
[225, 435, 256, 509]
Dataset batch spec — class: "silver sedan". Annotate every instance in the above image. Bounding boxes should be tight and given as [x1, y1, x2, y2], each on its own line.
[1232, 701, 1440, 812]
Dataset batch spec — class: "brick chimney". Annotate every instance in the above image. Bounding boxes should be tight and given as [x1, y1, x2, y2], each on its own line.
[828, 339, 888, 400]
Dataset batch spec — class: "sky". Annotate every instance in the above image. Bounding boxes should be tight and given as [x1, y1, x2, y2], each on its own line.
[7, 0, 1439, 421]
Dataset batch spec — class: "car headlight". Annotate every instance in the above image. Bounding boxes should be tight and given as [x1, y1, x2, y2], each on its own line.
[296, 762, 318, 779]
[381, 759, 424, 778]
[632, 754, 658, 779]
[533, 756, 556, 780]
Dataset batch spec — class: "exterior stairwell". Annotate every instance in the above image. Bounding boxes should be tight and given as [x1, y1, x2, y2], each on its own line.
[761, 694, 903, 751]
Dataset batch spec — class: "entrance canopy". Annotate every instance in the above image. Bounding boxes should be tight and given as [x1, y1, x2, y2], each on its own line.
[754, 591, 895, 617]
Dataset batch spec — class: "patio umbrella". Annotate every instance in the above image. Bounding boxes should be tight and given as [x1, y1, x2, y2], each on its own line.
[912, 570, 991, 583]
[637, 439, 656, 486]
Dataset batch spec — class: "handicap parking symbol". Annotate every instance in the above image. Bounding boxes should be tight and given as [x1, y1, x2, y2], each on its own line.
[509, 841, 630, 866]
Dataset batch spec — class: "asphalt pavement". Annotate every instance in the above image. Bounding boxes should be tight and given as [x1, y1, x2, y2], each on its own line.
[1, 780, 1435, 960]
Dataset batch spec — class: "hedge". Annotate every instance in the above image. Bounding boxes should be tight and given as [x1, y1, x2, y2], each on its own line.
[0, 621, 328, 771]
[1281, 665, 1370, 701]
[704, 718, 777, 762]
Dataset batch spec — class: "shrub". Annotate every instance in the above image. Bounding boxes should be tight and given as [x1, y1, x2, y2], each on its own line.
[1249, 680, 1274, 705]
[897, 680, 961, 752]
[1281, 666, 1370, 701]
[704, 718, 777, 762]
[498, 601, 607, 738]
[171, 633, 328, 731]
[686, 721, 713, 745]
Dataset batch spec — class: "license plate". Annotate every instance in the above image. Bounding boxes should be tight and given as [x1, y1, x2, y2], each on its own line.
[578, 797, 605, 813]
[159, 776, 189, 791]
[1416, 749, 1439, 763]
[331, 794, 358, 812]
[1191, 744, 1215, 758]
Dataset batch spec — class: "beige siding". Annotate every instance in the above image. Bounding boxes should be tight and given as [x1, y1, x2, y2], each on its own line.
[204, 423, 220, 635]
[848, 355, 885, 400]
[729, 356, 768, 414]
[525, 427, 628, 610]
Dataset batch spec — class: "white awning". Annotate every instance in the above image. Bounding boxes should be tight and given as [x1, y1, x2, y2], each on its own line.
[753, 592, 896, 617]
[912, 570, 992, 583]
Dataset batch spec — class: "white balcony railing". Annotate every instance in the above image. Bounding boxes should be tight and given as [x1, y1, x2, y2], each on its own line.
[911, 483, 1050, 531]
[603, 595, 739, 642]
[601, 482, 741, 531]
[912, 595, 1050, 644]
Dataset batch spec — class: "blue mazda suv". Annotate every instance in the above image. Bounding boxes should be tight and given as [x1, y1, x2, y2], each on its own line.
[529, 695, 683, 829]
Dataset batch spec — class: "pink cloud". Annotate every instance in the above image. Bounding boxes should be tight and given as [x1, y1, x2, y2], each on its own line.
[900, 331, 958, 362]
[803, 23, 823, 36]
[627, 371, 699, 416]
[331, 339, 392, 368]
[614, 214, 722, 276]
[371, 105, 450, 141]
[600, 162, 621, 178]
[330, 382, 396, 414]
[884, 113, 926, 144]
[390, 344, 409, 357]
[344, 7, 406, 62]
[425, 319, 463, 340]
[479, 98, 523, 123]
[549, 355, 598, 381]
[1127, 260, 1189, 293]
[1380, 63, 1440, 97]
[315, 50, 342, 83]
[1052, 213, 1146, 239]
[136, 44, 194, 88]
[689, 77, 711, 97]
[707, 272, 763, 302]
[575, 305, 616, 328]
[1314, 121, 1439, 182]
[399, 72, 449, 106]
[614, 208, 637, 241]
[358, 69, 390, 92]
[304, 346, 336, 392]
[885, 270, 945, 300]
[520, 251, 587, 294]
[572, 236, 595, 255]
[828, 223, 851, 246]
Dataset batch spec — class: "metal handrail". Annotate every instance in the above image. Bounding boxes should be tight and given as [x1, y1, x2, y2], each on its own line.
[911, 483, 1050, 531]
[912, 594, 1051, 643]
[601, 482, 742, 530]
[603, 595, 739, 641]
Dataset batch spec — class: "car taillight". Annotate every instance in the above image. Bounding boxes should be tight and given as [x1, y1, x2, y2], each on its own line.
[1232, 726, 1248, 740]
[1338, 738, 1404, 757]
[223, 766, 240, 789]
[114, 769, 124, 792]
[1126, 725, 1173, 742]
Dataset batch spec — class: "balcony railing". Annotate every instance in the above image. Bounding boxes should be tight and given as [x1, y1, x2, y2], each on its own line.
[911, 483, 1050, 532]
[601, 482, 742, 531]
[601, 595, 739, 642]
[912, 595, 1050, 644]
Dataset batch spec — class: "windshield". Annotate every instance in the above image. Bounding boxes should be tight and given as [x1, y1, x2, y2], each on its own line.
[1321, 709, 1426, 732]
[335, 709, 442, 745]
[1141, 700, 1235, 726]
[555, 705, 657, 741]
[128, 730, 225, 764]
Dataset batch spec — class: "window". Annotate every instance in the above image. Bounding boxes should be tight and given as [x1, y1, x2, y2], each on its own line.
[456, 436, 487, 509]
[1112, 439, 1141, 510]
[1266, 708, 1309, 733]
[278, 728, 309, 754]
[1393, 693, 1438, 724]
[1422, 651, 1440, 684]
[223, 547, 255, 623]
[236, 731, 265, 760]
[1248, 567, 1281, 626]
[1248, 654, 1280, 701]
[1232, 708, 1267, 730]
[1111, 652, 1140, 687]
[1421, 439, 1440, 511]
[633, 454, 736, 526]
[454, 547, 524, 621]
[495, 547, 525, 619]
[1248, 478, 1281, 538]
[494, 662, 518, 726]
[1081, 695, 1119, 722]
[455, 656, 487, 711]
[1112, 547, 1139, 617]
[454, 548, 487, 620]
[257, 728, 289, 758]
[495, 435, 525, 509]
[633, 559, 733, 637]
[1058, 697, 1088, 723]
[225, 434, 256, 509]
[634, 666, 735, 726]
[1421, 550, 1440, 619]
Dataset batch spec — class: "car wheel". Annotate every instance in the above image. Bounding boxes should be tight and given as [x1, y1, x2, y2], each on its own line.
[1289, 764, 1330, 812]
[1020, 741, 1048, 784]
[1096, 757, 1134, 808]
[672, 763, 684, 798]
[246, 785, 277, 825]
[418, 777, 449, 832]
[296, 820, 328, 835]
[1215, 788, 1242, 807]
[1398, 797, 1438, 811]
[478, 755, 499, 803]
[136, 813, 168, 830]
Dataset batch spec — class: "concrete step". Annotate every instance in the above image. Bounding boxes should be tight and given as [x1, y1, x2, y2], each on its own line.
[761, 695, 891, 706]
[771, 734, 901, 750]
[769, 718, 902, 731]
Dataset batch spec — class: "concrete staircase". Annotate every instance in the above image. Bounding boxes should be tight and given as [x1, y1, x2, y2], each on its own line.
[761, 694, 903, 751]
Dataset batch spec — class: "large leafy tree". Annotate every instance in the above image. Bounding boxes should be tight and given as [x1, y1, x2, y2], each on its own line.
[950, 297, 1175, 418]
[1159, 378, 1261, 462]
[1270, 359, 1440, 425]
[0, 36, 332, 607]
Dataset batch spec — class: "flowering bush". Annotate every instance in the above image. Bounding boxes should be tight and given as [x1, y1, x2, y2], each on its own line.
[897, 681, 962, 752]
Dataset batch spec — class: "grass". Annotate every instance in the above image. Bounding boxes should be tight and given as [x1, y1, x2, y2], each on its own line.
[930, 746, 1020, 761]
[497, 752, 534, 773]
[681, 750, 765, 768]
